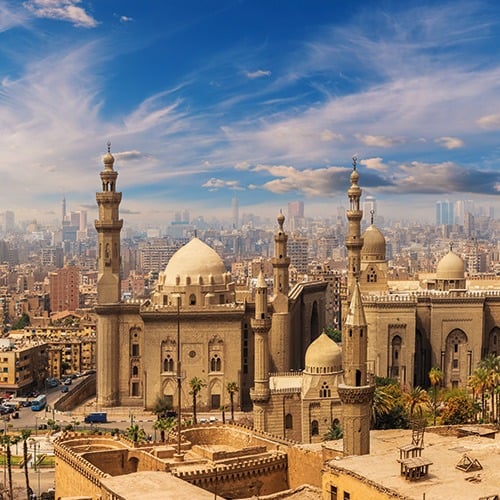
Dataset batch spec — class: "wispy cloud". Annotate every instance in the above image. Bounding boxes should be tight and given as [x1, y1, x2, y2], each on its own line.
[477, 113, 500, 129]
[23, 0, 98, 28]
[202, 178, 244, 191]
[434, 136, 464, 149]
[245, 69, 271, 79]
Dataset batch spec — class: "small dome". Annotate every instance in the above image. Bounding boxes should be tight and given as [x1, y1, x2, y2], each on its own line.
[362, 224, 386, 259]
[103, 142, 115, 169]
[436, 249, 465, 280]
[304, 333, 342, 374]
[163, 237, 227, 286]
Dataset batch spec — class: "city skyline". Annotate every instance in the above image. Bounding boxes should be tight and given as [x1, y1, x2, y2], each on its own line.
[0, 0, 499, 225]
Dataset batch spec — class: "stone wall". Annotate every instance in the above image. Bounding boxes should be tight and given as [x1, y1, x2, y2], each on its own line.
[287, 445, 324, 490]
[55, 375, 96, 412]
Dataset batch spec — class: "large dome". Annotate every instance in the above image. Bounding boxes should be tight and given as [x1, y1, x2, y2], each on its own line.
[436, 249, 465, 280]
[304, 333, 342, 374]
[361, 224, 386, 260]
[163, 237, 227, 286]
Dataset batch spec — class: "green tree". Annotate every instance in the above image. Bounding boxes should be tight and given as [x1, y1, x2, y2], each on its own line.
[478, 354, 500, 422]
[372, 384, 396, 428]
[125, 424, 146, 443]
[441, 391, 475, 425]
[324, 326, 341, 343]
[403, 386, 430, 419]
[152, 394, 173, 418]
[469, 367, 489, 422]
[226, 382, 239, 422]
[324, 422, 343, 441]
[20, 429, 32, 500]
[1, 433, 20, 500]
[428, 367, 444, 425]
[11, 312, 30, 330]
[189, 377, 206, 425]
[153, 417, 176, 442]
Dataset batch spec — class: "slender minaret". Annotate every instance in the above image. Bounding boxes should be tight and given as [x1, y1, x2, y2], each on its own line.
[272, 211, 290, 296]
[338, 159, 375, 456]
[250, 271, 271, 431]
[95, 143, 123, 407]
[270, 211, 291, 372]
[345, 156, 363, 293]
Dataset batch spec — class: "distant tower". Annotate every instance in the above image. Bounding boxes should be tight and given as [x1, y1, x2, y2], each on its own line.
[338, 158, 374, 456]
[250, 271, 271, 431]
[95, 143, 123, 407]
[61, 197, 66, 226]
[232, 197, 239, 229]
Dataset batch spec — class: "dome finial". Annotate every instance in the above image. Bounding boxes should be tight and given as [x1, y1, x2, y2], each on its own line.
[370, 209, 374, 225]
[277, 209, 285, 230]
[449, 241, 453, 252]
[352, 155, 357, 170]
[107, 141, 111, 153]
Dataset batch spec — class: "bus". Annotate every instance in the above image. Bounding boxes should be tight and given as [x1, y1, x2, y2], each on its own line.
[31, 394, 47, 411]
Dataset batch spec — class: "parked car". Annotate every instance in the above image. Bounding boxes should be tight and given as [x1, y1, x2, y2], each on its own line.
[60, 386, 69, 393]
[64, 378, 72, 386]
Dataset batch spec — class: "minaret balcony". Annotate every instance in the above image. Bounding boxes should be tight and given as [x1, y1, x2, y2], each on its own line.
[250, 387, 270, 403]
[337, 384, 375, 405]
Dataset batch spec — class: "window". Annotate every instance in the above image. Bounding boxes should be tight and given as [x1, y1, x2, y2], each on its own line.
[131, 382, 139, 396]
[164, 356, 174, 372]
[132, 365, 139, 377]
[453, 359, 458, 369]
[330, 485, 337, 500]
[210, 355, 221, 372]
[189, 294, 196, 306]
[343, 493, 350, 500]
[131, 344, 139, 357]
[311, 420, 319, 436]
[285, 413, 293, 429]
[454, 343, 459, 353]
[320, 382, 331, 398]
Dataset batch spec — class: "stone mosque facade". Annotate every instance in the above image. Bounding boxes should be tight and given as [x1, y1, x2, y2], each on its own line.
[95, 146, 499, 447]
[94, 147, 327, 414]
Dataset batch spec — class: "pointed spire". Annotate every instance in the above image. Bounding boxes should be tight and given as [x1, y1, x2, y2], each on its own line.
[256, 270, 266, 289]
[345, 280, 367, 327]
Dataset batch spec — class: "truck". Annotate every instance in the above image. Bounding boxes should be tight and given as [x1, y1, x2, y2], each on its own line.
[84, 412, 107, 424]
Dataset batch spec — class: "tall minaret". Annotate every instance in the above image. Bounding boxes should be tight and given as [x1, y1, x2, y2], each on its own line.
[345, 156, 363, 292]
[270, 211, 291, 372]
[95, 143, 123, 407]
[338, 159, 374, 456]
[95, 142, 123, 304]
[250, 271, 271, 431]
[272, 211, 290, 296]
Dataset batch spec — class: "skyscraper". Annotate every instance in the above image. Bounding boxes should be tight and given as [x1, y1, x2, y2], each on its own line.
[232, 197, 239, 229]
[436, 200, 454, 225]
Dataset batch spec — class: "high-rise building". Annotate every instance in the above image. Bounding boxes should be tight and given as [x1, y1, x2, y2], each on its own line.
[287, 201, 304, 218]
[436, 200, 454, 225]
[49, 266, 80, 312]
[232, 197, 239, 229]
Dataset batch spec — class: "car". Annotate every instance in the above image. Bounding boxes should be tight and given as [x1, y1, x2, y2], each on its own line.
[60, 386, 69, 393]
[64, 378, 72, 386]
[38, 423, 48, 430]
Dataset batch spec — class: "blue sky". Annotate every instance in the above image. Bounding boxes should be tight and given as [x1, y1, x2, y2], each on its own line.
[0, 0, 499, 226]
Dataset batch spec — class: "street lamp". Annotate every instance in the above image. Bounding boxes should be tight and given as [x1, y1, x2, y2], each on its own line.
[29, 438, 41, 499]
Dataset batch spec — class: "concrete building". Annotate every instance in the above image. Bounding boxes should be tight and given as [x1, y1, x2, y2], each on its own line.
[49, 266, 80, 313]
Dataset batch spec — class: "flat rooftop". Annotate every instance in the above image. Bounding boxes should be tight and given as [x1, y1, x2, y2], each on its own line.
[326, 427, 500, 500]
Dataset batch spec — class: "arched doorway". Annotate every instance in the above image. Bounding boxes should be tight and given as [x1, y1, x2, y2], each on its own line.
[444, 329, 469, 389]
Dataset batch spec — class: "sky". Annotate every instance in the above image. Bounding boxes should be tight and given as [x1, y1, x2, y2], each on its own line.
[0, 0, 499, 227]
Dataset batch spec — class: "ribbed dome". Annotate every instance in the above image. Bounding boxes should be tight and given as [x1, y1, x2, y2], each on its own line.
[304, 333, 342, 374]
[362, 224, 386, 259]
[163, 237, 227, 286]
[436, 249, 465, 280]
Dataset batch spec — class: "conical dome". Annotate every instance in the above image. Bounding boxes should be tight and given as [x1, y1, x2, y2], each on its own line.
[163, 237, 227, 286]
[304, 333, 342, 374]
[436, 249, 465, 280]
[361, 224, 386, 260]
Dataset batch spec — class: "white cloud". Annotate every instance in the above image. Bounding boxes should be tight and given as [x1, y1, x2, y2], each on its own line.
[355, 134, 406, 148]
[234, 161, 250, 170]
[120, 15, 133, 23]
[477, 114, 500, 129]
[320, 129, 343, 142]
[202, 178, 244, 191]
[434, 136, 464, 149]
[23, 0, 98, 28]
[245, 69, 272, 79]
[361, 157, 388, 172]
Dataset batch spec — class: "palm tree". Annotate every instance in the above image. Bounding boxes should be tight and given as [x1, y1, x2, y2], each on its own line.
[153, 417, 176, 442]
[1, 433, 18, 500]
[478, 354, 500, 422]
[226, 382, 239, 422]
[189, 377, 206, 424]
[372, 385, 396, 427]
[428, 367, 444, 425]
[403, 386, 430, 419]
[125, 424, 146, 444]
[469, 367, 489, 422]
[20, 429, 32, 499]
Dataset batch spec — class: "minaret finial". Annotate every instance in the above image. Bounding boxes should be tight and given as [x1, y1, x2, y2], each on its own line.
[194, 229, 198, 238]
[107, 141, 111, 153]
[370, 209, 374, 225]
[449, 241, 453, 252]
[352, 155, 358, 170]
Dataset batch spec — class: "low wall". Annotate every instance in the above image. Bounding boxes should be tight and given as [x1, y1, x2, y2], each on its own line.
[55, 375, 96, 412]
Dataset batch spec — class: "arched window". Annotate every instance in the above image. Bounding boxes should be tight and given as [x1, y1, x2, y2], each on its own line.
[132, 365, 139, 377]
[367, 267, 377, 283]
[163, 356, 174, 372]
[189, 294, 196, 306]
[391, 335, 402, 377]
[285, 413, 293, 429]
[210, 355, 221, 372]
[320, 381, 331, 398]
[311, 420, 319, 436]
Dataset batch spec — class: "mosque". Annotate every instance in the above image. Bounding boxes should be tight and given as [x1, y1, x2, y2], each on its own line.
[95, 147, 499, 447]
